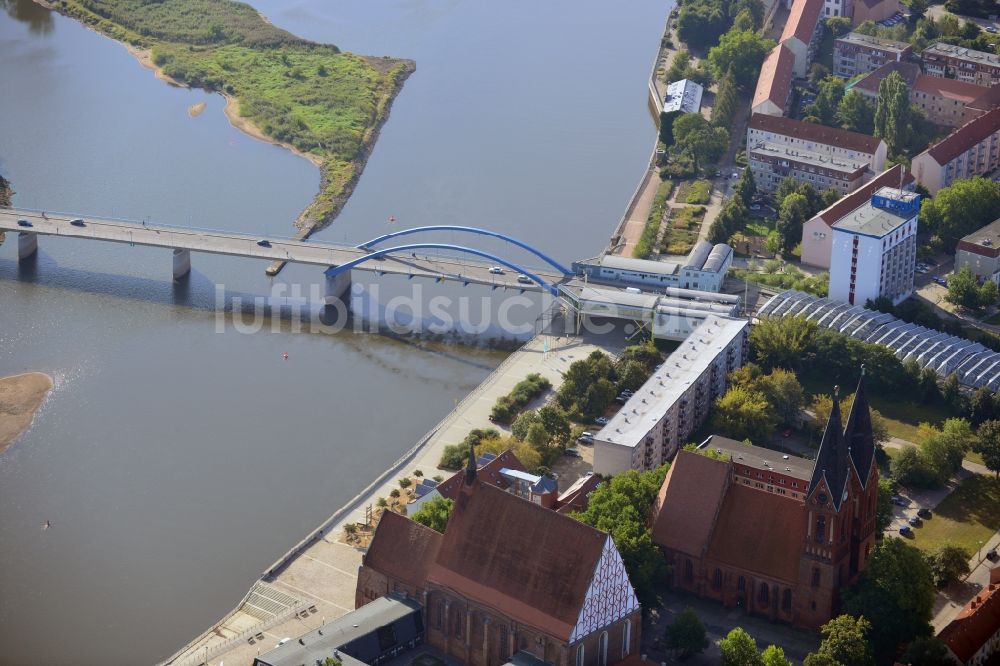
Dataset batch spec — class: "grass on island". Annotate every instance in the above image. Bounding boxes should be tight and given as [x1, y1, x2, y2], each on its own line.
[55, 0, 413, 230]
[909, 474, 1000, 555]
[633, 179, 673, 259]
[676, 179, 711, 205]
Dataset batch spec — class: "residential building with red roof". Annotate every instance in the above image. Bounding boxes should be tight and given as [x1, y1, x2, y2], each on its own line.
[801, 164, 913, 269]
[937, 566, 1000, 665]
[650, 373, 880, 629]
[847, 60, 921, 105]
[780, 0, 825, 77]
[746, 113, 887, 194]
[850, 0, 901, 26]
[358, 456, 641, 666]
[753, 45, 796, 117]
[911, 75, 991, 128]
[912, 107, 1000, 195]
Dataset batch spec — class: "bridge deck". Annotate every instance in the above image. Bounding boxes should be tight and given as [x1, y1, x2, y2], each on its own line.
[0, 209, 568, 292]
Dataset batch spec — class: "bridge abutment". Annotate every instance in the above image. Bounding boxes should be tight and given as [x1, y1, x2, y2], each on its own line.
[18, 232, 37, 260]
[172, 249, 191, 280]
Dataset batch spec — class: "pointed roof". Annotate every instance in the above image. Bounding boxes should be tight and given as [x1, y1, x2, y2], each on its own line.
[363, 510, 443, 590]
[650, 450, 731, 558]
[843, 368, 877, 487]
[808, 386, 852, 509]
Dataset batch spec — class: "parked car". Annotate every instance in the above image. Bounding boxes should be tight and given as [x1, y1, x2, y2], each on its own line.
[564, 448, 581, 458]
[70, 218, 86, 227]
[890, 495, 908, 506]
[579, 431, 595, 441]
[908, 516, 921, 526]
[899, 525, 913, 537]
[16, 219, 32, 227]
[516, 274, 532, 284]
[750, 204, 761, 211]
[488, 266, 504, 274]
[987, 548, 999, 561]
[595, 416, 610, 425]
[917, 508, 932, 519]
[986, 26, 998, 33]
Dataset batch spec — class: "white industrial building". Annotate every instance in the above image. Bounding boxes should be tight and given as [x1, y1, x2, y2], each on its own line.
[592, 315, 749, 476]
[663, 79, 704, 114]
[828, 187, 920, 307]
[758, 290, 1000, 390]
[573, 241, 733, 292]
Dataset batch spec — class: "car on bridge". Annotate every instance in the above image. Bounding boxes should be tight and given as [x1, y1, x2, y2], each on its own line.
[256, 239, 271, 248]
[489, 266, 504, 274]
[17, 219, 32, 228]
[516, 274, 532, 284]
[70, 218, 86, 227]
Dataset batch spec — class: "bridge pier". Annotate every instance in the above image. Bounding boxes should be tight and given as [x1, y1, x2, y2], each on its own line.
[18, 232, 38, 260]
[324, 269, 352, 304]
[172, 248, 191, 280]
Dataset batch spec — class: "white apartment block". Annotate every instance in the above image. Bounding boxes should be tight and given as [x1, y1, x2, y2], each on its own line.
[747, 113, 887, 194]
[828, 187, 920, 307]
[833, 32, 911, 79]
[592, 316, 749, 476]
[912, 107, 1000, 195]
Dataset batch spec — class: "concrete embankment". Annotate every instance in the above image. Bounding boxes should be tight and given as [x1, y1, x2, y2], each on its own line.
[0, 372, 53, 456]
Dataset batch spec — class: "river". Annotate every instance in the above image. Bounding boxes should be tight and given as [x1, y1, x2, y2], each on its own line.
[0, 0, 667, 663]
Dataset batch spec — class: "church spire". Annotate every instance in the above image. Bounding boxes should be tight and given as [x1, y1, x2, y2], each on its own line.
[464, 438, 477, 486]
[844, 365, 876, 487]
[809, 384, 850, 509]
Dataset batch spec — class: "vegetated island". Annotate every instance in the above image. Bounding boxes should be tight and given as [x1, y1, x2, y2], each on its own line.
[0, 373, 54, 455]
[40, 0, 415, 268]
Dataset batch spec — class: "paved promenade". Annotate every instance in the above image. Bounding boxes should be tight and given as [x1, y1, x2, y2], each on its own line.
[163, 329, 621, 666]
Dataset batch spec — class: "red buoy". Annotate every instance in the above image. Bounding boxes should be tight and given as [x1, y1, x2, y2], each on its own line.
[282, 352, 289, 360]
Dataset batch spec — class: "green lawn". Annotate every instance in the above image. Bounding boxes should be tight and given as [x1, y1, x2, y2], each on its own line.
[677, 179, 711, 205]
[745, 219, 774, 238]
[910, 475, 1000, 555]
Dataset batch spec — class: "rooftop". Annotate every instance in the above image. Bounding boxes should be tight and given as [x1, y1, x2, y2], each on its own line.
[664, 78, 704, 114]
[781, 0, 823, 45]
[748, 113, 884, 154]
[699, 434, 813, 480]
[598, 254, 680, 276]
[937, 569, 1000, 663]
[923, 42, 1000, 67]
[959, 217, 1000, 251]
[835, 31, 910, 51]
[912, 74, 990, 104]
[832, 187, 919, 237]
[925, 106, 1000, 165]
[848, 60, 920, 96]
[253, 593, 421, 666]
[810, 165, 914, 228]
[753, 44, 795, 112]
[749, 139, 872, 175]
[595, 316, 749, 449]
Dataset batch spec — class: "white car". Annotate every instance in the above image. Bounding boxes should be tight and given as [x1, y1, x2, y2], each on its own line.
[488, 266, 504, 274]
[516, 274, 532, 284]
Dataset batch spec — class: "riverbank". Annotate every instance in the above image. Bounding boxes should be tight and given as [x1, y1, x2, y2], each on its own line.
[37, 0, 414, 245]
[0, 372, 53, 455]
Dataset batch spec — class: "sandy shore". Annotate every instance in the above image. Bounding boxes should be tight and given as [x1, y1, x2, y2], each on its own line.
[0, 372, 53, 455]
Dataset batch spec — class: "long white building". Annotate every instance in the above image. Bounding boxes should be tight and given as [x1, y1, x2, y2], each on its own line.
[593, 315, 749, 476]
[828, 187, 919, 307]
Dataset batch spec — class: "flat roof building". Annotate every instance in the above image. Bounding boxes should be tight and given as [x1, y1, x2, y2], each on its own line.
[956, 217, 1000, 284]
[834, 32, 911, 79]
[573, 242, 733, 293]
[664, 79, 704, 114]
[829, 186, 920, 306]
[593, 315, 749, 475]
[922, 42, 1000, 88]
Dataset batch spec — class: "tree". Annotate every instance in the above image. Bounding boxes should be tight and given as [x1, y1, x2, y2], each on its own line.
[974, 419, 1000, 477]
[899, 636, 952, 666]
[874, 70, 912, 155]
[665, 607, 710, 659]
[893, 445, 938, 488]
[711, 386, 778, 442]
[676, 2, 729, 50]
[777, 192, 810, 249]
[733, 7, 756, 31]
[526, 422, 549, 450]
[412, 496, 453, 533]
[842, 538, 935, 664]
[837, 90, 875, 134]
[538, 405, 571, 446]
[749, 316, 816, 371]
[941, 373, 961, 411]
[927, 544, 971, 587]
[511, 410, 541, 441]
[807, 76, 846, 126]
[712, 67, 739, 129]
[969, 386, 1000, 426]
[826, 16, 852, 36]
[758, 368, 805, 425]
[918, 418, 973, 484]
[673, 112, 729, 169]
[574, 466, 669, 609]
[666, 49, 693, 84]
[0, 173, 12, 207]
[707, 29, 776, 88]
[734, 166, 757, 206]
[803, 655, 841, 666]
[876, 477, 895, 533]
[946, 266, 986, 310]
[660, 110, 683, 147]
[920, 177, 1000, 249]
[811, 615, 875, 666]
[760, 645, 792, 666]
[775, 176, 800, 207]
[720, 627, 762, 666]
[764, 231, 782, 255]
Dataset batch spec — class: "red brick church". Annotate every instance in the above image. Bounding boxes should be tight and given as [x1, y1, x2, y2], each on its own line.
[650, 371, 880, 628]
[357, 453, 643, 666]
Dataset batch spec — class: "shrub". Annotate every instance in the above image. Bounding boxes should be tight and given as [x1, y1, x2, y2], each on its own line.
[389, 489, 400, 498]
[398, 477, 412, 489]
[490, 374, 552, 424]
